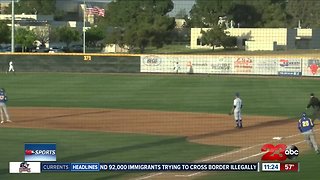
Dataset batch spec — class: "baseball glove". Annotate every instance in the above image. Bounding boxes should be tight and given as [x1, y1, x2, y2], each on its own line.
[228, 112, 233, 115]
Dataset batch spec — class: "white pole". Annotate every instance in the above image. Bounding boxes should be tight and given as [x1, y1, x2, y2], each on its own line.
[83, 0, 86, 53]
[11, 0, 15, 52]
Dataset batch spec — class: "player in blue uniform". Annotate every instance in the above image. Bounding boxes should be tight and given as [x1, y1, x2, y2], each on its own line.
[298, 112, 319, 154]
[0, 88, 11, 124]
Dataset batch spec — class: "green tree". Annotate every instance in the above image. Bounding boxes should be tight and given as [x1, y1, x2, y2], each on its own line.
[15, 28, 36, 52]
[102, 0, 175, 53]
[188, 0, 234, 28]
[85, 26, 105, 47]
[5, 0, 56, 15]
[0, 21, 10, 44]
[200, 27, 236, 49]
[57, 26, 80, 47]
[49, 27, 59, 44]
[286, 0, 320, 28]
[188, 0, 289, 28]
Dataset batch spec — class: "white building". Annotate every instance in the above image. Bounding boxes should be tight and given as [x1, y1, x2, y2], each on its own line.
[191, 28, 320, 51]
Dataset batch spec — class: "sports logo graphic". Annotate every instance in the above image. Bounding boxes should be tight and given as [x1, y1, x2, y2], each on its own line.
[261, 144, 299, 161]
[142, 55, 162, 66]
[279, 59, 289, 67]
[19, 162, 31, 173]
[9, 162, 41, 173]
[25, 143, 56, 161]
[308, 59, 320, 75]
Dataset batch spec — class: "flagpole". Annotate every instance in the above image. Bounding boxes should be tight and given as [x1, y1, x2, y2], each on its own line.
[11, 0, 15, 53]
[83, 0, 86, 54]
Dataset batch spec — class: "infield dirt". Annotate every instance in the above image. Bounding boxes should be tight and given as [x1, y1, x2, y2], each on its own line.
[2, 107, 316, 179]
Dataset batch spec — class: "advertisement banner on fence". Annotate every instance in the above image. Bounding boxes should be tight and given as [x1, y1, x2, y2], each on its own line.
[233, 57, 254, 74]
[209, 57, 233, 74]
[141, 55, 212, 74]
[278, 58, 302, 76]
[253, 57, 278, 75]
[140, 55, 318, 77]
[302, 59, 320, 76]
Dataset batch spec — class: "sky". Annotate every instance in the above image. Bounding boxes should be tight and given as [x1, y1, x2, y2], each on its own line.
[0, 0, 196, 17]
[169, 0, 195, 17]
[81, 0, 196, 17]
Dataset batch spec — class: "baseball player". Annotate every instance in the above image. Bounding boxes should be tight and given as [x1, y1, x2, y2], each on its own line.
[0, 88, 11, 124]
[230, 92, 243, 128]
[298, 112, 320, 154]
[7, 61, 15, 74]
[173, 62, 180, 73]
[306, 93, 320, 122]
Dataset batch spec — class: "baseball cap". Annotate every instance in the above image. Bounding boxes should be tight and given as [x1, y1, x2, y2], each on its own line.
[310, 93, 314, 96]
[235, 92, 240, 97]
[302, 112, 307, 117]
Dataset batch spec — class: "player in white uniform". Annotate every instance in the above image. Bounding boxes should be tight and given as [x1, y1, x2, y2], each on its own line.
[7, 61, 15, 73]
[0, 88, 11, 124]
[230, 92, 243, 128]
[173, 62, 180, 73]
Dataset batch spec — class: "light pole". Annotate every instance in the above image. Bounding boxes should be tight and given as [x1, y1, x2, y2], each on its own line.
[83, 0, 86, 53]
[11, 0, 15, 52]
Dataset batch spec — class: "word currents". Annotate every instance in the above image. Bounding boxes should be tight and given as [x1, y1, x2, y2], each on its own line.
[261, 163, 299, 172]
[41, 163, 259, 172]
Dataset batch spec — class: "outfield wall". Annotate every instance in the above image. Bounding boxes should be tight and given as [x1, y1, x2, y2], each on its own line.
[140, 54, 320, 77]
[0, 53, 140, 73]
[0, 53, 320, 77]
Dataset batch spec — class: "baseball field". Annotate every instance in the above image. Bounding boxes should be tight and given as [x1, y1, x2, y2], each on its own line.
[0, 71, 320, 180]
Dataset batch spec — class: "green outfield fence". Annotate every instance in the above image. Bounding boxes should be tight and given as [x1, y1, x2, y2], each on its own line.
[0, 53, 140, 73]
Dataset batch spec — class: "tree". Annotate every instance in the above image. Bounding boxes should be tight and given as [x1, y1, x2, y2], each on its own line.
[15, 28, 37, 52]
[48, 27, 60, 44]
[188, 0, 290, 28]
[32, 25, 50, 47]
[56, 26, 80, 47]
[188, 0, 234, 28]
[200, 27, 236, 49]
[286, 0, 320, 28]
[5, 0, 56, 15]
[85, 26, 105, 47]
[102, 0, 175, 53]
[0, 21, 10, 44]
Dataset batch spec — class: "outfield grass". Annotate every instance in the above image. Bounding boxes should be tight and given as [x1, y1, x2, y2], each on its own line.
[0, 128, 234, 180]
[0, 73, 318, 117]
[1, 73, 320, 179]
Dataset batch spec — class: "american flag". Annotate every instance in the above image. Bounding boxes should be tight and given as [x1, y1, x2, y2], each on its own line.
[86, 6, 105, 17]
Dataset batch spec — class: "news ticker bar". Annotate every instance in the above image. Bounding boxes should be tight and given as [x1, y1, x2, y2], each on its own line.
[41, 163, 259, 172]
[10, 162, 300, 173]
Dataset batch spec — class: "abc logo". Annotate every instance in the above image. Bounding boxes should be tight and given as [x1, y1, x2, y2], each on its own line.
[285, 145, 299, 160]
[261, 144, 299, 161]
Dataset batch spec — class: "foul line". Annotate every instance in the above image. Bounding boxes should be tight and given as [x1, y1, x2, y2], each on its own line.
[134, 128, 320, 180]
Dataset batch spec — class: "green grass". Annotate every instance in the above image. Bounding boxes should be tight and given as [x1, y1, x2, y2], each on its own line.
[0, 128, 234, 180]
[1, 73, 320, 179]
[0, 73, 318, 117]
[199, 151, 320, 180]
